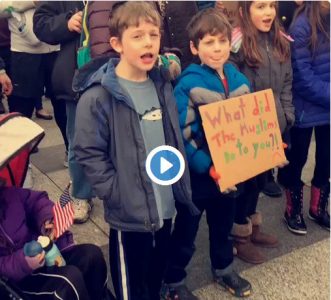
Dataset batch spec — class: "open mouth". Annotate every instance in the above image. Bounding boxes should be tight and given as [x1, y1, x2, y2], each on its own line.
[262, 18, 273, 26]
[140, 53, 155, 64]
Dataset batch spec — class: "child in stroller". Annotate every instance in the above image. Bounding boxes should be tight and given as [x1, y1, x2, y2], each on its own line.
[0, 113, 114, 300]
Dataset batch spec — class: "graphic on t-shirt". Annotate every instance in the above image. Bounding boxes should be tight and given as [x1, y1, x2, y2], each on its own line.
[140, 107, 162, 121]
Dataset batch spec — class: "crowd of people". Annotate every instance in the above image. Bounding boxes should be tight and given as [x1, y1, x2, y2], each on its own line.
[0, 1, 329, 300]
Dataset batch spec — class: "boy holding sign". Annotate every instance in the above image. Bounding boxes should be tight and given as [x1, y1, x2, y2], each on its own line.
[162, 8, 252, 299]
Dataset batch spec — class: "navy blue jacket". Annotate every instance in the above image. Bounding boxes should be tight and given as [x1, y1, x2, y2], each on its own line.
[72, 58, 199, 232]
[289, 11, 330, 128]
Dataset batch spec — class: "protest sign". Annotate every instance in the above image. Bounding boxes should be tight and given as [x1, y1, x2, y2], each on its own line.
[199, 89, 286, 192]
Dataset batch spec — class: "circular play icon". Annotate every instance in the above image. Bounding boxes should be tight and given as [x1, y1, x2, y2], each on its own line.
[145, 145, 185, 186]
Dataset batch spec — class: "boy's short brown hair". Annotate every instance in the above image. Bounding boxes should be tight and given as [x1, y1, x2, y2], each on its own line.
[109, 2, 161, 40]
[187, 8, 232, 48]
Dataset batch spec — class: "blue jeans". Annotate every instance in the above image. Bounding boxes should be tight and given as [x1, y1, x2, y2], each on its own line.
[66, 101, 93, 199]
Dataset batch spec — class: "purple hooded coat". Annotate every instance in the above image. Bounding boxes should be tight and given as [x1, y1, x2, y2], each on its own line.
[0, 187, 74, 282]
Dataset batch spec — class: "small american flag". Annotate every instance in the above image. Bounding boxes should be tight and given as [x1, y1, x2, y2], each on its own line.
[53, 184, 74, 239]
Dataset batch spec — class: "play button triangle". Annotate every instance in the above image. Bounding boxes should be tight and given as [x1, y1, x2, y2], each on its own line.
[160, 157, 173, 174]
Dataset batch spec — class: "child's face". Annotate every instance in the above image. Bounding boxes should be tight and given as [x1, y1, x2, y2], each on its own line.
[190, 32, 231, 73]
[111, 20, 161, 77]
[249, 1, 276, 32]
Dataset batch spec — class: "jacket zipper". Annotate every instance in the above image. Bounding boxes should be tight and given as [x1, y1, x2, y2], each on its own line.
[215, 71, 229, 99]
[265, 40, 272, 89]
[130, 107, 157, 245]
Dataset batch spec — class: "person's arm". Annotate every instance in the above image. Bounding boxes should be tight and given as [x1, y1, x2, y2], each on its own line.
[73, 89, 117, 201]
[290, 20, 330, 109]
[174, 82, 212, 174]
[20, 189, 53, 233]
[33, 1, 80, 45]
[0, 248, 38, 281]
[280, 58, 295, 126]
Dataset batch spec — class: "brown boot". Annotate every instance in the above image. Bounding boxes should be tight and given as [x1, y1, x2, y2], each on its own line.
[250, 212, 278, 248]
[232, 220, 266, 264]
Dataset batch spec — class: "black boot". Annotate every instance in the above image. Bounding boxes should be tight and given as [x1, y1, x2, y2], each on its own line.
[308, 184, 330, 230]
[160, 283, 199, 300]
[284, 186, 307, 235]
[213, 268, 252, 298]
[262, 169, 282, 198]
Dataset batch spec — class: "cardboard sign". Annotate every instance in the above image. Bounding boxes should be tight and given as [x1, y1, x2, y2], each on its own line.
[199, 89, 286, 192]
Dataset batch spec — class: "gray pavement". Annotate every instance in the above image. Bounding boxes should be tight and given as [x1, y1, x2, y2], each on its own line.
[21, 99, 330, 299]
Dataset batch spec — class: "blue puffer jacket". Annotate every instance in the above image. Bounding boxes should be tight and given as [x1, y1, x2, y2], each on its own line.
[289, 12, 330, 128]
[174, 63, 251, 174]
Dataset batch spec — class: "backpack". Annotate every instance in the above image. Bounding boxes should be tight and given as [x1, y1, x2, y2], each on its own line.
[77, 1, 118, 69]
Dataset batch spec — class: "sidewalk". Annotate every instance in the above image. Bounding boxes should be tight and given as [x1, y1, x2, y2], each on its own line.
[28, 99, 330, 300]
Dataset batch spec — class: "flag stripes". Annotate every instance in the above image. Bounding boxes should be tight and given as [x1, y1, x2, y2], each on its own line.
[53, 185, 74, 239]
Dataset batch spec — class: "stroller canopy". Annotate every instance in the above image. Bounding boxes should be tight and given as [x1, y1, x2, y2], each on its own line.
[0, 113, 44, 187]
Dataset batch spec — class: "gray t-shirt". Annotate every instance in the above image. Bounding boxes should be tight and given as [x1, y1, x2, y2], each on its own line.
[118, 77, 175, 226]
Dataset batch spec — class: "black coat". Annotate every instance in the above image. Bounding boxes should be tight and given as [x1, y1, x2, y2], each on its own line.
[0, 56, 5, 71]
[157, 1, 199, 69]
[33, 1, 84, 101]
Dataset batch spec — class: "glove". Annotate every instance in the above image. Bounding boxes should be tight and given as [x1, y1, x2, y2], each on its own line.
[25, 251, 45, 270]
[209, 165, 237, 193]
[209, 165, 221, 183]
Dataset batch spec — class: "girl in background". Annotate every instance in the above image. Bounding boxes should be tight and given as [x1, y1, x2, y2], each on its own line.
[230, 1, 294, 264]
[278, 1, 330, 234]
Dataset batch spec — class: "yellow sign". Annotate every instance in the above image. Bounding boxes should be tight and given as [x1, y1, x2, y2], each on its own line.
[199, 89, 286, 192]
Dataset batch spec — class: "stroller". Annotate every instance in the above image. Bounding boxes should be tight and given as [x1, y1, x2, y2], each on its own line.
[0, 113, 44, 300]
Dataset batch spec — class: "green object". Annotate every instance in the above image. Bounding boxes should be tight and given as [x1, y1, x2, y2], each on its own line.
[159, 55, 170, 69]
[77, 46, 91, 69]
[167, 54, 180, 66]
[77, 2, 91, 68]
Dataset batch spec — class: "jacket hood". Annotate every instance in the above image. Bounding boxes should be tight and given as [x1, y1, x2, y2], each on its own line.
[178, 63, 243, 91]
[73, 57, 172, 103]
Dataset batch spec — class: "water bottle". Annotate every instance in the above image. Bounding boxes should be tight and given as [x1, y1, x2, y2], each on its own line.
[37, 236, 66, 267]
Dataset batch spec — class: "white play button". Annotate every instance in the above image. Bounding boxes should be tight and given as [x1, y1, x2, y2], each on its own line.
[160, 157, 173, 174]
[145, 145, 185, 186]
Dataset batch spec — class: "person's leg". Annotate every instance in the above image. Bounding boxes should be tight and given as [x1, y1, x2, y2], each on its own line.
[61, 244, 109, 300]
[109, 228, 157, 300]
[8, 95, 35, 118]
[309, 125, 330, 229]
[66, 101, 93, 223]
[312, 125, 330, 188]
[206, 193, 234, 270]
[232, 179, 266, 264]
[9, 52, 44, 119]
[281, 127, 313, 234]
[163, 172, 208, 286]
[35, 96, 53, 120]
[203, 179, 251, 298]
[247, 176, 278, 248]
[44, 52, 68, 151]
[279, 126, 313, 189]
[35, 97, 43, 111]
[18, 265, 90, 300]
[51, 97, 68, 150]
[148, 219, 172, 300]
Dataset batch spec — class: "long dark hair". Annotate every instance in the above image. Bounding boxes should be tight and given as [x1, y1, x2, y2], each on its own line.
[238, 1, 290, 67]
[292, 1, 330, 54]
